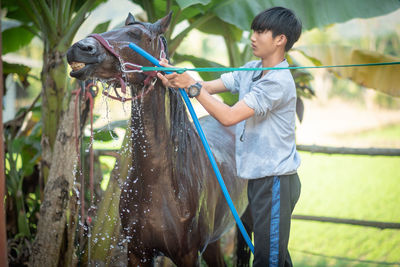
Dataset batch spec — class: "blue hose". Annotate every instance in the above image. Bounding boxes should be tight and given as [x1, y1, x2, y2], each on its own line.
[128, 42, 255, 254]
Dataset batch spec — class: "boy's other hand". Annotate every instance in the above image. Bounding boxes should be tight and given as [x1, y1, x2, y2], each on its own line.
[157, 58, 196, 89]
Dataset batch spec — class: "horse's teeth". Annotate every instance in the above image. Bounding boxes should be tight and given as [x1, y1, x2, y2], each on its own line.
[71, 62, 86, 71]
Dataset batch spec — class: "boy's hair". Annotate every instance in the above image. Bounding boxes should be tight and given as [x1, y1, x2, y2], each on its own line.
[251, 7, 302, 51]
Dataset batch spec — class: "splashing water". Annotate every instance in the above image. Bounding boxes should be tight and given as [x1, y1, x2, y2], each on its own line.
[73, 78, 161, 264]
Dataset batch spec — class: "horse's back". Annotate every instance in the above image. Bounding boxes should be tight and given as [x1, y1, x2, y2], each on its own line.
[199, 115, 236, 181]
[199, 115, 248, 239]
[199, 115, 235, 137]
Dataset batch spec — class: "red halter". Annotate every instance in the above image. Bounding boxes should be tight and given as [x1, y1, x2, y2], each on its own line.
[89, 33, 166, 101]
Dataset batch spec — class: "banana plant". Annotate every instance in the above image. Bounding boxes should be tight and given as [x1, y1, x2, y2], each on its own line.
[2, 1, 108, 265]
[4, 105, 42, 240]
[3, 0, 107, 185]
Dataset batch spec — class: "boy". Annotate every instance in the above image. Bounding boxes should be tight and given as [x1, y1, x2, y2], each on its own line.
[158, 6, 302, 267]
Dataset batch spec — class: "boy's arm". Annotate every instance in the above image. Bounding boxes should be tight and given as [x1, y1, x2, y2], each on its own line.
[195, 88, 254, 126]
[157, 59, 228, 94]
[157, 60, 254, 126]
[201, 79, 228, 95]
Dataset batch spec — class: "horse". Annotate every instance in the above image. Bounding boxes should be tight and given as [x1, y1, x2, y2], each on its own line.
[67, 12, 251, 266]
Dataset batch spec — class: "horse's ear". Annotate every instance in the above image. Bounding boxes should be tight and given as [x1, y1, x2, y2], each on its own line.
[125, 12, 136, 25]
[153, 11, 172, 34]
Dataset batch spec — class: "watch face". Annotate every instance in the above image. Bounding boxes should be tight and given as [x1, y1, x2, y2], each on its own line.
[189, 86, 199, 96]
[188, 83, 201, 97]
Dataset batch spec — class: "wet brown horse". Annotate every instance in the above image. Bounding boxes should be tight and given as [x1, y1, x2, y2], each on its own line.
[67, 12, 250, 266]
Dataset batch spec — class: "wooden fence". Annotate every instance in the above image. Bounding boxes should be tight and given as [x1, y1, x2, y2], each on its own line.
[294, 144, 400, 229]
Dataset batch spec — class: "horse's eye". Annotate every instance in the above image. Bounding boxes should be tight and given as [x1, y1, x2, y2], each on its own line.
[128, 30, 142, 40]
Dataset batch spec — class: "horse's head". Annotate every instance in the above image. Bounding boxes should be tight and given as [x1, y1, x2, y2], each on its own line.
[67, 12, 171, 86]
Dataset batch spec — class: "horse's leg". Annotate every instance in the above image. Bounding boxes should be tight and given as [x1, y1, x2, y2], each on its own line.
[235, 205, 253, 267]
[172, 250, 200, 267]
[202, 240, 226, 267]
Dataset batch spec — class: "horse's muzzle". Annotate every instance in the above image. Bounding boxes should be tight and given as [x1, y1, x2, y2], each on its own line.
[66, 38, 106, 80]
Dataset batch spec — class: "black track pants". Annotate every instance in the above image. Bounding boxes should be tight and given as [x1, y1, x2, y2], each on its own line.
[248, 173, 301, 267]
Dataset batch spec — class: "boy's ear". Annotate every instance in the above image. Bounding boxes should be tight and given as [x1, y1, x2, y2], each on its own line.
[275, 34, 287, 47]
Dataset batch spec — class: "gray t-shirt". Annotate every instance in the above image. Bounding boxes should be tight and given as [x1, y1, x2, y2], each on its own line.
[220, 59, 300, 179]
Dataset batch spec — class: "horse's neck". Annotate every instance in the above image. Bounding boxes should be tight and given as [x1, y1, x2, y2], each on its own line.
[129, 85, 193, 170]
[123, 85, 205, 223]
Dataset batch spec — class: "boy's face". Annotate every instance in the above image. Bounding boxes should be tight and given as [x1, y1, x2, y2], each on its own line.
[250, 30, 286, 59]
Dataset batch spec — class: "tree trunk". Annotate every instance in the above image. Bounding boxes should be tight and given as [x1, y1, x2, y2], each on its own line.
[30, 95, 83, 266]
[40, 48, 68, 190]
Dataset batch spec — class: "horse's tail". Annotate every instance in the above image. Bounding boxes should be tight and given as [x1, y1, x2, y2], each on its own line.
[235, 206, 253, 267]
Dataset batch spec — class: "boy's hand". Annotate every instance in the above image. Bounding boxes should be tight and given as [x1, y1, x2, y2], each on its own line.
[157, 58, 196, 89]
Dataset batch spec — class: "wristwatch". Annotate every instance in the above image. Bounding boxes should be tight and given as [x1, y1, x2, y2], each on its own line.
[187, 82, 202, 98]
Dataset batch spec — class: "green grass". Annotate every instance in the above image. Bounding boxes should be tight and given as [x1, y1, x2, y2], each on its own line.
[290, 152, 400, 266]
[359, 124, 400, 141]
[290, 123, 400, 266]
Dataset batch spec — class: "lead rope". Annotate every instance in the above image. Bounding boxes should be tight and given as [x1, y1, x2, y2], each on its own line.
[72, 81, 98, 261]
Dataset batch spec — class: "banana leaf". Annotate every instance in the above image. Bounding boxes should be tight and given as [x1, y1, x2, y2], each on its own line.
[298, 45, 400, 97]
[212, 0, 400, 31]
[91, 20, 111, 34]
